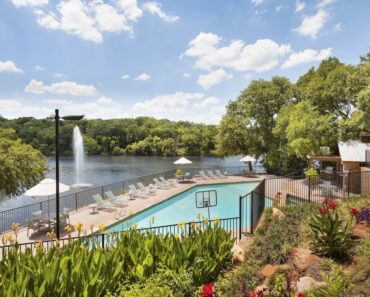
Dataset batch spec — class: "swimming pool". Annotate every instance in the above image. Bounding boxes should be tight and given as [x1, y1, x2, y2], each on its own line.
[107, 182, 259, 232]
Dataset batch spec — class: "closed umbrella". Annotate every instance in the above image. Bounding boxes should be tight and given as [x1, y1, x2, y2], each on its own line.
[240, 155, 256, 171]
[24, 178, 70, 218]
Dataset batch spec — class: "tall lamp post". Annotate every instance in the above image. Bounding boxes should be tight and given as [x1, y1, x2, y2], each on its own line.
[55, 109, 84, 239]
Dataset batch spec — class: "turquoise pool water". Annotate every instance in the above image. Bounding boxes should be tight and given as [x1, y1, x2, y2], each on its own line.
[108, 182, 258, 232]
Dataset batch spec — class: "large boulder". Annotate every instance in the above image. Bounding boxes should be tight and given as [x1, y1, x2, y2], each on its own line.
[296, 276, 325, 292]
[292, 248, 321, 271]
[232, 245, 245, 263]
[272, 208, 286, 220]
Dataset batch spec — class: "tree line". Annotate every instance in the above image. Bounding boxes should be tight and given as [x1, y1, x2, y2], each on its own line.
[0, 116, 218, 157]
[216, 52, 370, 173]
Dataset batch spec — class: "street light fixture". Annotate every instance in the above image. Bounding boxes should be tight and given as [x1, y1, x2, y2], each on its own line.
[55, 109, 84, 239]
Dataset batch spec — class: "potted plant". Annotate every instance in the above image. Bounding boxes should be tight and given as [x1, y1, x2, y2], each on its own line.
[176, 169, 183, 176]
[305, 167, 319, 187]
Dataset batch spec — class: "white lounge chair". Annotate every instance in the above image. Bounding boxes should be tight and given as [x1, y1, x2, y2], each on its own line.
[199, 170, 209, 179]
[153, 178, 170, 189]
[207, 170, 217, 179]
[104, 191, 129, 207]
[137, 182, 156, 194]
[215, 170, 227, 179]
[92, 194, 116, 209]
[159, 176, 176, 186]
[128, 184, 148, 198]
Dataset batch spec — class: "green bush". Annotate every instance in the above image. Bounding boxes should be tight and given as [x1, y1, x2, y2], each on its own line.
[309, 199, 353, 258]
[0, 226, 233, 296]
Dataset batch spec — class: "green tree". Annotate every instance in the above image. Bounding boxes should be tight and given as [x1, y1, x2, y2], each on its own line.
[0, 128, 47, 196]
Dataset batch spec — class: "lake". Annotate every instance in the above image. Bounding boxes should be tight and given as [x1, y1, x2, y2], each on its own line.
[1, 155, 263, 210]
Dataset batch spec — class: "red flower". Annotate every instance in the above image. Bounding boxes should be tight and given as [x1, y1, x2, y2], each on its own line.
[297, 293, 304, 297]
[351, 208, 359, 217]
[248, 291, 262, 297]
[199, 282, 214, 297]
[319, 207, 329, 214]
[323, 199, 337, 210]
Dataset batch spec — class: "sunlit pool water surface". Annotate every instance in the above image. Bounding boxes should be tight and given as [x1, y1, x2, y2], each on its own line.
[108, 182, 258, 232]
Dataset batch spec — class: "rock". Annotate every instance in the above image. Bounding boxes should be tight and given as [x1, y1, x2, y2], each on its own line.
[260, 264, 279, 278]
[232, 245, 245, 263]
[292, 248, 321, 271]
[296, 276, 325, 292]
[352, 223, 370, 238]
[272, 208, 286, 219]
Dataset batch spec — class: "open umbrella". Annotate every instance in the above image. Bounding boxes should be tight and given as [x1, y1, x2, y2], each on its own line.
[174, 157, 192, 165]
[24, 178, 70, 218]
[240, 155, 256, 171]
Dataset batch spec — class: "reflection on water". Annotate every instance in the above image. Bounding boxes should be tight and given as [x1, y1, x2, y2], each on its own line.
[1, 155, 262, 210]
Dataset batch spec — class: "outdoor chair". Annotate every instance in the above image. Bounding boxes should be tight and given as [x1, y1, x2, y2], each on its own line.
[61, 207, 71, 225]
[104, 191, 129, 207]
[207, 170, 217, 179]
[199, 171, 209, 179]
[128, 185, 148, 198]
[159, 176, 176, 186]
[153, 178, 170, 189]
[92, 194, 116, 209]
[137, 182, 156, 194]
[27, 210, 45, 236]
[215, 170, 227, 179]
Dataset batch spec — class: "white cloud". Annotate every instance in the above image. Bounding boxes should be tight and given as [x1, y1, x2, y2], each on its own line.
[0, 60, 23, 73]
[317, 0, 336, 8]
[121, 74, 130, 80]
[183, 73, 191, 78]
[184, 32, 291, 72]
[293, 9, 329, 39]
[143, 2, 179, 23]
[35, 65, 45, 71]
[275, 6, 283, 13]
[54, 72, 66, 78]
[0, 99, 22, 111]
[193, 97, 221, 109]
[295, 1, 305, 12]
[133, 92, 204, 113]
[11, 0, 48, 7]
[251, 0, 263, 6]
[25, 79, 97, 96]
[17, 0, 147, 43]
[135, 73, 150, 81]
[96, 96, 113, 104]
[281, 47, 333, 68]
[197, 68, 233, 89]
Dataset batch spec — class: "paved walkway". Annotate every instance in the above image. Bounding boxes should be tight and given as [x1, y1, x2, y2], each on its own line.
[4, 175, 265, 245]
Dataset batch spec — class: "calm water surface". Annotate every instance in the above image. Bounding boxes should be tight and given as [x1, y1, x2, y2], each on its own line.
[1, 155, 258, 210]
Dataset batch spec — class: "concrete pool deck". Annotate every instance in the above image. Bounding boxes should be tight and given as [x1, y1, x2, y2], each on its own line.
[3, 175, 267, 245]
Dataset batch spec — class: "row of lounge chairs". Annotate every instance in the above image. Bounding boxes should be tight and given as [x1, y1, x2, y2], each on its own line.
[199, 170, 227, 179]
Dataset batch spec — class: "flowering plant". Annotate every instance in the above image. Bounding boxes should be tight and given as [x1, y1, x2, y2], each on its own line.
[351, 207, 370, 226]
[199, 282, 216, 297]
[309, 199, 353, 258]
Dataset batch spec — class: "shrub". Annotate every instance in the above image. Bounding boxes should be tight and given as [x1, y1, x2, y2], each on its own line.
[305, 167, 318, 181]
[309, 199, 353, 258]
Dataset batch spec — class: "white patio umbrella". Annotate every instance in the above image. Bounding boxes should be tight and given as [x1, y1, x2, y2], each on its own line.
[240, 155, 256, 171]
[24, 178, 70, 218]
[174, 157, 192, 165]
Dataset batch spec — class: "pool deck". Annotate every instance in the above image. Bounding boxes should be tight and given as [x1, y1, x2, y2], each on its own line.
[4, 175, 266, 245]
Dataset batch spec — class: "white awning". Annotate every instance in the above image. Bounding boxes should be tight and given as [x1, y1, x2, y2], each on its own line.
[174, 157, 192, 165]
[338, 140, 370, 162]
[24, 178, 70, 197]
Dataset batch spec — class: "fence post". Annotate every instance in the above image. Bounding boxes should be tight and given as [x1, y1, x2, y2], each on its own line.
[75, 193, 78, 211]
[239, 195, 242, 240]
[347, 171, 350, 197]
[101, 186, 104, 199]
[188, 222, 191, 235]
[250, 192, 254, 235]
[101, 234, 105, 249]
[308, 176, 311, 203]
[122, 180, 125, 194]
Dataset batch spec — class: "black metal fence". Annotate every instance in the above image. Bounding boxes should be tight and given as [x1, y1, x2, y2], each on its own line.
[0, 166, 257, 234]
[265, 170, 370, 207]
[0, 216, 240, 259]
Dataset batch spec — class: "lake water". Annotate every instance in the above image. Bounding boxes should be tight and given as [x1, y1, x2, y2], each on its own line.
[0, 155, 263, 211]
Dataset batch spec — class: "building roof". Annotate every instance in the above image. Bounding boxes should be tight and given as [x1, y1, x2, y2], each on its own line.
[338, 140, 370, 162]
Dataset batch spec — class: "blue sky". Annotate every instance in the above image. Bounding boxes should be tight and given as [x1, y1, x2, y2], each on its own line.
[0, 0, 369, 123]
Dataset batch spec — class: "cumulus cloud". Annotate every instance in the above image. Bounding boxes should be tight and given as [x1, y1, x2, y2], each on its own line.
[293, 9, 329, 39]
[134, 73, 150, 81]
[317, 0, 336, 8]
[193, 97, 221, 109]
[0, 99, 22, 110]
[35, 65, 45, 71]
[96, 96, 113, 104]
[295, 1, 305, 12]
[251, 0, 263, 6]
[11, 0, 48, 7]
[25, 79, 97, 96]
[197, 68, 233, 89]
[143, 2, 179, 23]
[95, 3, 132, 33]
[281, 47, 333, 68]
[184, 32, 291, 72]
[133, 92, 204, 113]
[121, 74, 130, 80]
[0, 60, 23, 73]
[117, 0, 143, 21]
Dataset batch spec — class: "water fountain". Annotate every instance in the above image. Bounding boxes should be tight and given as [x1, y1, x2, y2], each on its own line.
[71, 126, 92, 188]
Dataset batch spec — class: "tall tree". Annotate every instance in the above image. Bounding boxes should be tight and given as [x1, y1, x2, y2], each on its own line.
[0, 128, 47, 196]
